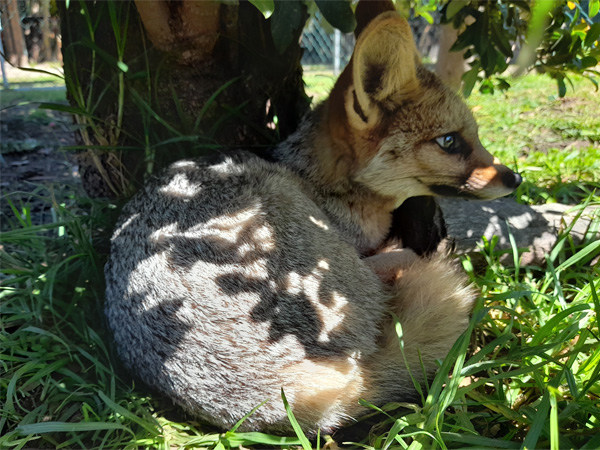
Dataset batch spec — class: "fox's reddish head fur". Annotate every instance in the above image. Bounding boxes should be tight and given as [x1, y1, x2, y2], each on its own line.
[320, 9, 521, 206]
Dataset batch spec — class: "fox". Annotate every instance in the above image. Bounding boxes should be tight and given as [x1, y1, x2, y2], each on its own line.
[104, 4, 522, 436]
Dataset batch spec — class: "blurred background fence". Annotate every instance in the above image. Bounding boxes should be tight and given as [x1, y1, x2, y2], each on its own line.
[301, 13, 440, 73]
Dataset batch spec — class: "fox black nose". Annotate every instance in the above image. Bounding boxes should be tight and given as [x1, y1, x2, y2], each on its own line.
[502, 171, 522, 189]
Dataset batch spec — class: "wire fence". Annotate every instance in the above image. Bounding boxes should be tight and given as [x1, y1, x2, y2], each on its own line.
[301, 19, 354, 72]
[301, 15, 440, 73]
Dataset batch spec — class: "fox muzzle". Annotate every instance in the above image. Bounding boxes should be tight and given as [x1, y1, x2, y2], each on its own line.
[467, 163, 522, 199]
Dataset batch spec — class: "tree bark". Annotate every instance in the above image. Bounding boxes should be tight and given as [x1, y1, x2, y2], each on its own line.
[58, 0, 309, 198]
[40, 0, 52, 62]
[0, 0, 27, 66]
[435, 23, 467, 91]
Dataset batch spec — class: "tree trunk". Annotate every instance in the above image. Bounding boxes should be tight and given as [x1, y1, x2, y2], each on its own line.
[0, 0, 27, 66]
[435, 23, 466, 91]
[40, 0, 52, 62]
[58, 0, 309, 198]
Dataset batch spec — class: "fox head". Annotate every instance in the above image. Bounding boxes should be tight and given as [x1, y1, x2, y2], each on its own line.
[323, 10, 522, 206]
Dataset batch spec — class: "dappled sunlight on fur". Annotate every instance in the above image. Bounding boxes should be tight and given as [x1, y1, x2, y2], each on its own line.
[105, 0, 518, 436]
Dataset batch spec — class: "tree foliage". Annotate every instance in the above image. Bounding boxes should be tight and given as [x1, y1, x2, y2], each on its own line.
[250, 0, 600, 97]
[440, 0, 600, 96]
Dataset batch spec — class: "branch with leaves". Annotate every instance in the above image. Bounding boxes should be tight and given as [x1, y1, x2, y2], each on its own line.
[442, 0, 600, 96]
[249, 0, 600, 97]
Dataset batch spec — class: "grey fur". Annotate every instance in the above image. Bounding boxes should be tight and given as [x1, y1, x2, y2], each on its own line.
[105, 151, 475, 434]
[105, 12, 485, 435]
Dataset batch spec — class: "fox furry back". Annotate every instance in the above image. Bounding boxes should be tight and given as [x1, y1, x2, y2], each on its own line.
[105, 4, 519, 436]
[105, 154, 474, 434]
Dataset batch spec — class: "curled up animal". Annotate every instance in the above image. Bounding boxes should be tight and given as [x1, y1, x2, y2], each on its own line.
[104, 1, 522, 437]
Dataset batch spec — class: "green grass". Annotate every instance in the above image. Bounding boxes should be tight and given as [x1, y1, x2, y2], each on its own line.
[1, 88, 67, 106]
[1, 73, 599, 449]
[0, 62, 65, 88]
[303, 70, 336, 104]
[469, 73, 600, 206]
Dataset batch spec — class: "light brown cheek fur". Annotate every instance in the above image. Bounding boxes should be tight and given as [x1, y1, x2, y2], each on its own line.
[399, 146, 467, 186]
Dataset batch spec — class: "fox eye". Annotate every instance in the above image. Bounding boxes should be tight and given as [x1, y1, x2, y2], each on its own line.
[435, 133, 461, 153]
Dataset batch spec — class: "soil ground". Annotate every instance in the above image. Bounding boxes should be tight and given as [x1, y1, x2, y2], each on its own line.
[1, 63, 78, 229]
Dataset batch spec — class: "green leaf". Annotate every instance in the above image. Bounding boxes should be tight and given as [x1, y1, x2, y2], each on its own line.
[446, 0, 469, 20]
[17, 421, 129, 434]
[581, 431, 600, 449]
[530, 303, 591, 346]
[481, 47, 501, 77]
[584, 23, 600, 47]
[522, 391, 550, 450]
[440, 432, 521, 448]
[451, 22, 476, 52]
[479, 78, 495, 94]
[555, 239, 600, 273]
[281, 389, 312, 450]
[462, 65, 479, 97]
[382, 419, 406, 450]
[315, 0, 356, 33]
[581, 56, 598, 68]
[418, 10, 434, 25]
[491, 22, 514, 58]
[225, 432, 302, 447]
[97, 391, 159, 436]
[194, 76, 241, 131]
[548, 386, 560, 450]
[496, 77, 511, 91]
[556, 76, 567, 98]
[392, 314, 425, 402]
[7, 66, 64, 80]
[271, 0, 304, 54]
[61, 145, 141, 151]
[228, 399, 269, 433]
[589, 0, 599, 18]
[249, 0, 274, 19]
[38, 102, 92, 117]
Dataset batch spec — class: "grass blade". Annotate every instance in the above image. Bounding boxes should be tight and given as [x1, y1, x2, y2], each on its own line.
[281, 389, 312, 450]
[16, 421, 130, 434]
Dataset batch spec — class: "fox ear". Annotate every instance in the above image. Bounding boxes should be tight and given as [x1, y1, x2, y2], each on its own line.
[347, 12, 421, 128]
[354, 0, 396, 38]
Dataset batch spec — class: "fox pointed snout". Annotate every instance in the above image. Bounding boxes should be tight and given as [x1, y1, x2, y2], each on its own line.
[466, 163, 522, 199]
[492, 156, 522, 190]
[503, 171, 523, 189]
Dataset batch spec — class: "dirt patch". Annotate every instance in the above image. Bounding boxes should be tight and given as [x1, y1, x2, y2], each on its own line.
[1, 100, 79, 229]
